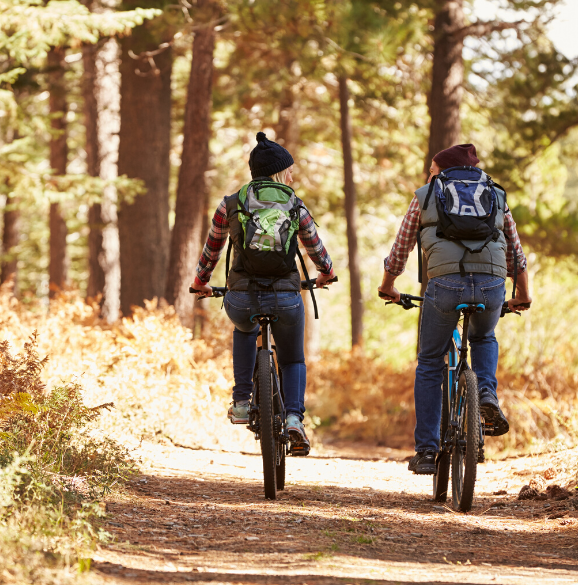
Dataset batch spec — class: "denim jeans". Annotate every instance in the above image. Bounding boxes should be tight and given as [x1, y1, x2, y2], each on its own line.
[224, 290, 306, 420]
[415, 273, 506, 452]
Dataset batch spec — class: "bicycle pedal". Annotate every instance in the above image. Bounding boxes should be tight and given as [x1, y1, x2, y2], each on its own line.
[289, 444, 310, 457]
[478, 449, 485, 463]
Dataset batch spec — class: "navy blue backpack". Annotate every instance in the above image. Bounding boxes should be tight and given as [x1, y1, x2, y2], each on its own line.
[419, 166, 505, 278]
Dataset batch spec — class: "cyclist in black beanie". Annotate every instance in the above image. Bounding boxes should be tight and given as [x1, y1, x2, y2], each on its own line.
[191, 132, 336, 455]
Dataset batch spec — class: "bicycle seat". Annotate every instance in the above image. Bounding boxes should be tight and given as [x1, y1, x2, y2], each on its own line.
[455, 303, 485, 313]
[250, 313, 279, 323]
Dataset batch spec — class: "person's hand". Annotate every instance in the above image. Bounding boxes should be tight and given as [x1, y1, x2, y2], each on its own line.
[316, 270, 336, 287]
[378, 271, 400, 302]
[378, 284, 400, 303]
[191, 282, 213, 297]
[508, 295, 531, 312]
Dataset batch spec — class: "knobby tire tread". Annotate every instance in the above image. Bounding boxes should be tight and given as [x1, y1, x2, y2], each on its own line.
[258, 350, 276, 500]
[433, 368, 451, 502]
[276, 451, 285, 490]
[452, 369, 479, 512]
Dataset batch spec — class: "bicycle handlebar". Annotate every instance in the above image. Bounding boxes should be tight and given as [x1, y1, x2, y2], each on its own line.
[500, 301, 531, 317]
[301, 275, 338, 290]
[189, 276, 338, 301]
[378, 292, 424, 310]
[379, 291, 531, 317]
[188, 286, 227, 300]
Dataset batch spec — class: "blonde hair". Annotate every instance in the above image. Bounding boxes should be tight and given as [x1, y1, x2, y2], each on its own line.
[269, 169, 289, 185]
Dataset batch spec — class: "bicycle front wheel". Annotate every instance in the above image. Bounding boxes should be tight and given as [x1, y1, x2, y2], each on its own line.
[433, 368, 450, 502]
[257, 350, 277, 500]
[451, 368, 480, 512]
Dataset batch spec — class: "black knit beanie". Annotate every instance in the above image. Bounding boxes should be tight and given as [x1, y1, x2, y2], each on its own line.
[249, 132, 294, 179]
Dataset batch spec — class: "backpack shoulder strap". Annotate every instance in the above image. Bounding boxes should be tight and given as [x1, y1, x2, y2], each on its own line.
[225, 237, 233, 283]
[422, 176, 437, 210]
[296, 247, 319, 320]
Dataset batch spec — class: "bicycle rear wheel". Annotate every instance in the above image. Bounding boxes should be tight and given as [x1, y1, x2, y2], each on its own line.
[451, 368, 480, 512]
[433, 368, 450, 502]
[276, 448, 285, 490]
[257, 350, 277, 500]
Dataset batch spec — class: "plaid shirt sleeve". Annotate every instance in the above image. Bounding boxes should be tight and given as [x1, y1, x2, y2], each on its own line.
[384, 195, 421, 276]
[194, 198, 229, 285]
[297, 202, 333, 275]
[504, 206, 527, 277]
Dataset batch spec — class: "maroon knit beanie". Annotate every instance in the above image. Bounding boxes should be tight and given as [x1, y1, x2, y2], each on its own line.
[433, 144, 479, 169]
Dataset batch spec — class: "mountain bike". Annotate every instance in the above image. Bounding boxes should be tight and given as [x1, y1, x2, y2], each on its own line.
[191, 276, 337, 500]
[380, 292, 529, 512]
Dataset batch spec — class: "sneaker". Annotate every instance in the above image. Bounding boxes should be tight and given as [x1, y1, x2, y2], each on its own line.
[228, 400, 249, 424]
[286, 414, 310, 456]
[408, 450, 437, 474]
[479, 391, 509, 436]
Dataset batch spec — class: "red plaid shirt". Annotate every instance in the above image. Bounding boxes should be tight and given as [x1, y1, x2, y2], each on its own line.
[384, 195, 527, 278]
[194, 197, 333, 286]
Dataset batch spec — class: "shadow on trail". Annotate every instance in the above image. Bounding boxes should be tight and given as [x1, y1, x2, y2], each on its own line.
[98, 471, 578, 582]
[95, 560, 497, 585]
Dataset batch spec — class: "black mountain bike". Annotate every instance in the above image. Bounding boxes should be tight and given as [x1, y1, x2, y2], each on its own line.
[191, 276, 337, 500]
[381, 292, 529, 512]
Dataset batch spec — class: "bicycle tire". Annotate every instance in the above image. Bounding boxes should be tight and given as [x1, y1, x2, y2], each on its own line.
[276, 448, 285, 490]
[257, 350, 277, 500]
[433, 368, 450, 502]
[451, 368, 480, 512]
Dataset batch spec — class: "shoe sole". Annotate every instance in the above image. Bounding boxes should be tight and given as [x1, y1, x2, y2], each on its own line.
[228, 416, 249, 425]
[480, 403, 509, 436]
[414, 464, 436, 475]
[288, 429, 310, 456]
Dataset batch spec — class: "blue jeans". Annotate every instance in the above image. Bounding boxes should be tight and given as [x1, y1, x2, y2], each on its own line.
[415, 273, 506, 452]
[224, 290, 306, 420]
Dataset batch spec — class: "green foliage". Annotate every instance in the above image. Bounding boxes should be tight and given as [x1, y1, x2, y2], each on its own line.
[0, 0, 161, 82]
[0, 333, 136, 501]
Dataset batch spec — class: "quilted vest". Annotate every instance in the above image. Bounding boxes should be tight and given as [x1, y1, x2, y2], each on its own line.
[415, 184, 508, 279]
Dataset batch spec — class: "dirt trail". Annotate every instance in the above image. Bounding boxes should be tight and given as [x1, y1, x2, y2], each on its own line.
[94, 442, 578, 584]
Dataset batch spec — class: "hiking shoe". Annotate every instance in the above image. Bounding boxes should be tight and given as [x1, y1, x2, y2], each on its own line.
[408, 450, 437, 475]
[286, 414, 310, 456]
[479, 391, 509, 436]
[228, 400, 249, 424]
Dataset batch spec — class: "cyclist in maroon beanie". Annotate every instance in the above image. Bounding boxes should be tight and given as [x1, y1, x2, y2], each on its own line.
[379, 144, 531, 475]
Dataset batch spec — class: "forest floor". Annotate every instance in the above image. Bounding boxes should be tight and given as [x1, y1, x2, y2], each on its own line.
[93, 440, 578, 585]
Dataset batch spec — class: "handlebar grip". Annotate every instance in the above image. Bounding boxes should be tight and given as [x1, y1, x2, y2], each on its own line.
[300, 275, 338, 290]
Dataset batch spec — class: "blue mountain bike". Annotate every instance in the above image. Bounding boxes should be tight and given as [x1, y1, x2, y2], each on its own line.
[382, 292, 529, 512]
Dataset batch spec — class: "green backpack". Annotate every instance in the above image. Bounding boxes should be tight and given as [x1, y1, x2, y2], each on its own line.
[233, 178, 301, 276]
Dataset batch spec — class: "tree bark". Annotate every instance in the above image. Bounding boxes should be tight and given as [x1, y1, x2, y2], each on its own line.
[425, 0, 464, 173]
[274, 86, 320, 359]
[1, 194, 20, 294]
[47, 47, 68, 298]
[118, 20, 172, 315]
[418, 0, 465, 351]
[338, 75, 363, 348]
[165, 0, 217, 327]
[83, 42, 106, 300]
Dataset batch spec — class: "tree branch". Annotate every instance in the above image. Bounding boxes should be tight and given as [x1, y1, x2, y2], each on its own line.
[454, 19, 526, 40]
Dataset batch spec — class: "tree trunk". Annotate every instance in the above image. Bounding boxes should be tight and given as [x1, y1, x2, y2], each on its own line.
[83, 42, 106, 300]
[97, 38, 122, 322]
[425, 0, 464, 173]
[419, 0, 465, 352]
[1, 194, 20, 294]
[165, 0, 217, 327]
[338, 75, 363, 348]
[118, 19, 172, 315]
[47, 47, 68, 298]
